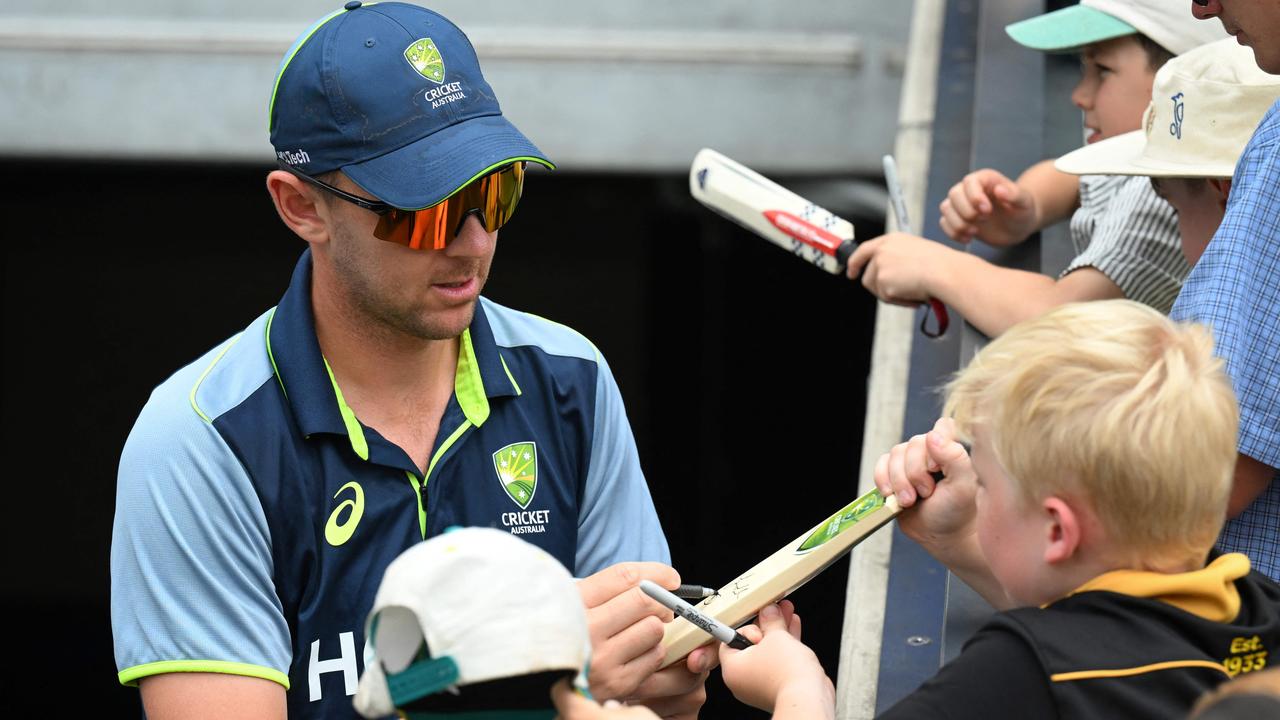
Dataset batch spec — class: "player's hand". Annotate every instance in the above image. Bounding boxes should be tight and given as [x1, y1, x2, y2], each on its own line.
[874, 417, 978, 545]
[551, 679, 660, 720]
[938, 169, 1038, 246]
[846, 232, 952, 306]
[718, 601, 834, 715]
[577, 563, 679, 701]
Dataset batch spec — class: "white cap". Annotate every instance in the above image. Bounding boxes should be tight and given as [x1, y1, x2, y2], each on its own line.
[1056, 38, 1280, 178]
[353, 527, 591, 718]
[1006, 0, 1227, 56]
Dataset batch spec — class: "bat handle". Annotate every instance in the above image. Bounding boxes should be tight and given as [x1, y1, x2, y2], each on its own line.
[835, 241, 856, 272]
[838, 240, 948, 338]
[921, 300, 950, 339]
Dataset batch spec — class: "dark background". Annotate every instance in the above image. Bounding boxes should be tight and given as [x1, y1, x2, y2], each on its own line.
[1, 159, 881, 717]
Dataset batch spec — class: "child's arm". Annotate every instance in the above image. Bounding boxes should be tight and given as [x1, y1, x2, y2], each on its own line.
[846, 233, 1123, 338]
[939, 160, 1080, 246]
[717, 602, 835, 720]
[873, 419, 1011, 609]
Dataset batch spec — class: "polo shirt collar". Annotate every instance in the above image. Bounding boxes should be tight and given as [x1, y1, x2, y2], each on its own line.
[266, 250, 520, 461]
[1066, 552, 1250, 623]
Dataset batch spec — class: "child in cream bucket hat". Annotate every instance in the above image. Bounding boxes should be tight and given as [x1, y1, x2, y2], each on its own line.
[1056, 37, 1280, 264]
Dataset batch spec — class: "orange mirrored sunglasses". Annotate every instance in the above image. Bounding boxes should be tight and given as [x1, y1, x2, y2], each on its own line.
[281, 161, 526, 249]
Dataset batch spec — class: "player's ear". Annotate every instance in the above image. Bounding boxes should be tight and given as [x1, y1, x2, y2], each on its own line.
[1041, 496, 1082, 565]
[267, 170, 331, 246]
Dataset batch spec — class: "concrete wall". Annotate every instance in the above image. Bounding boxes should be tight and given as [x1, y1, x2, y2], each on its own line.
[0, 1, 912, 173]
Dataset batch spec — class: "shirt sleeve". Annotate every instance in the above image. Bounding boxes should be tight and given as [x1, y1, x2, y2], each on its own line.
[1062, 175, 1188, 314]
[111, 370, 292, 688]
[1171, 111, 1280, 470]
[574, 350, 671, 576]
[877, 624, 1057, 720]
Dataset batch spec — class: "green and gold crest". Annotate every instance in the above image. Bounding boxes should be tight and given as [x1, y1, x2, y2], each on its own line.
[795, 488, 888, 554]
[404, 38, 445, 83]
[493, 442, 538, 509]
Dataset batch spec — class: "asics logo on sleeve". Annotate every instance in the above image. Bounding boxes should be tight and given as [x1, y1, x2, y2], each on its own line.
[325, 481, 365, 547]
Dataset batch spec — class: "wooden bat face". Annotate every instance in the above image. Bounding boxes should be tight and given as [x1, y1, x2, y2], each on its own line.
[659, 486, 901, 667]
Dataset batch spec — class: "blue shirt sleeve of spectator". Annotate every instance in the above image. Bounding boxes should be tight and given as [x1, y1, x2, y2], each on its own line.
[1172, 101, 1280, 471]
[575, 350, 671, 576]
[111, 335, 293, 688]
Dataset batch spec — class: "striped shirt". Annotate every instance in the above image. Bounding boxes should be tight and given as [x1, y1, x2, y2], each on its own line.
[1065, 174, 1188, 313]
[1172, 99, 1280, 583]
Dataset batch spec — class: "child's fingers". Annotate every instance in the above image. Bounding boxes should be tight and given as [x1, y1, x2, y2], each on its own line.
[903, 436, 937, 499]
[756, 604, 788, 634]
[963, 174, 993, 214]
[887, 441, 918, 506]
[737, 624, 764, 644]
[926, 429, 971, 475]
[787, 611, 803, 640]
[946, 182, 980, 223]
[873, 450, 894, 498]
[938, 211, 977, 244]
[846, 237, 881, 279]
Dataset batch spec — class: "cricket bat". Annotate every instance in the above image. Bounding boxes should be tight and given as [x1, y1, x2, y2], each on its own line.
[689, 148, 949, 337]
[659, 486, 901, 668]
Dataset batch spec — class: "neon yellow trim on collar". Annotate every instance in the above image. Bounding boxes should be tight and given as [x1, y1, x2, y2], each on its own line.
[1068, 553, 1249, 623]
[323, 358, 370, 461]
[499, 353, 522, 396]
[455, 329, 490, 427]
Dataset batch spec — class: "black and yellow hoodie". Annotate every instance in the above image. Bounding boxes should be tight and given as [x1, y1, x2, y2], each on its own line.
[881, 553, 1280, 719]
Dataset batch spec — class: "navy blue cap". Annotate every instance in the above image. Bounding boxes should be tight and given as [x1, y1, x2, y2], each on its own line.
[269, 2, 554, 210]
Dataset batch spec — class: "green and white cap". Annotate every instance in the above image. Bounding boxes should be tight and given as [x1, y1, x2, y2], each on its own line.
[353, 527, 591, 719]
[1056, 39, 1280, 178]
[1006, 0, 1226, 55]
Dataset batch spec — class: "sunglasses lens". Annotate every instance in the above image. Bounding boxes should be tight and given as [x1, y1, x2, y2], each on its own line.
[371, 162, 526, 250]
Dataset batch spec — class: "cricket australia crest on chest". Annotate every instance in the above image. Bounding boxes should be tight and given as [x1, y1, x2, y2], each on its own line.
[493, 441, 550, 534]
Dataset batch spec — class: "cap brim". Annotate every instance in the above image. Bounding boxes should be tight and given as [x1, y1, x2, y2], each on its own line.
[1054, 130, 1235, 178]
[1005, 5, 1136, 53]
[343, 114, 554, 210]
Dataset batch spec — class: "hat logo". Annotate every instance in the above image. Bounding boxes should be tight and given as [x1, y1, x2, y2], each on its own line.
[405, 38, 445, 84]
[493, 442, 538, 509]
[1169, 92, 1185, 140]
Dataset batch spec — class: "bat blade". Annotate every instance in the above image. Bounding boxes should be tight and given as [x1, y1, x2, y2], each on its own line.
[659, 487, 901, 668]
[690, 148, 854, 275]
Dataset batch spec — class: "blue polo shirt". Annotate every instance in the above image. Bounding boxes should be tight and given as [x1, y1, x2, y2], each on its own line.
[1172, 99, 1280, 582]
[111, 251, 669, 718]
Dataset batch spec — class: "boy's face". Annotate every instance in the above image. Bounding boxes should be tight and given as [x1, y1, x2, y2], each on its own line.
[970, 431, 1058, 607]
[1072, 36, 1157, 145]
[1150, 177, 1229, 265]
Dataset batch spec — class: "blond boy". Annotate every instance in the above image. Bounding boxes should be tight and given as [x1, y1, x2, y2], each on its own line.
[847, 1, 1224, 337]
[1053, 38, 1280, 582]
[719, 300, 1280, 719]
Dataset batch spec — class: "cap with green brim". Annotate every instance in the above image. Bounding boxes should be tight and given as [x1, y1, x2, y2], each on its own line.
[1005, 0, 1228, 56]
[1005, 4, 1136, 53]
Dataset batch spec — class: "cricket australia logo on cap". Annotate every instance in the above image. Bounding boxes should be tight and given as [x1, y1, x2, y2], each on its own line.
[405, 38, 445, 84]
